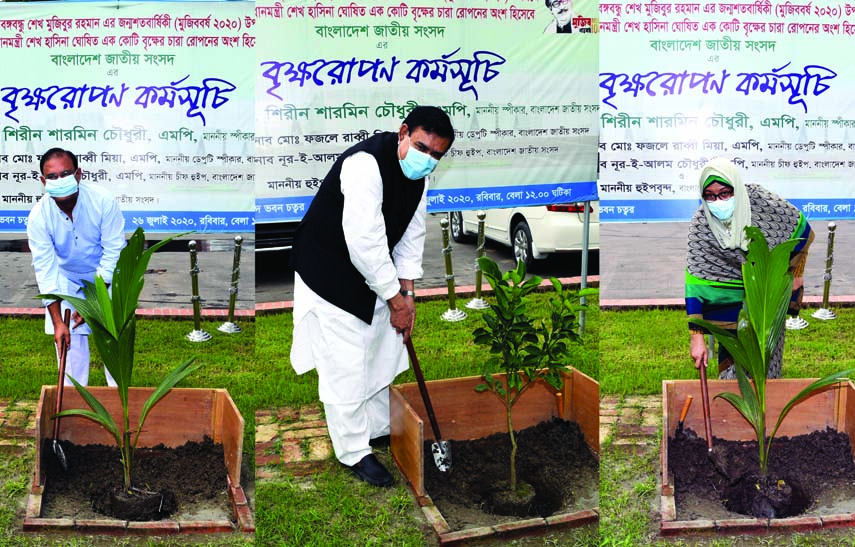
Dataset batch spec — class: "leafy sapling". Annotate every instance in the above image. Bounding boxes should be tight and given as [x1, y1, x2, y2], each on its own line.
[473, 256, 595, 493]
[41, 227, 200, 494]
[692, 226, 855, 479]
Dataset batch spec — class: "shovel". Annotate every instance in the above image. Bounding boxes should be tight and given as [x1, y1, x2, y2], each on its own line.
[52, 309, 71, 471]
[699, 353, 729, 476]
[404, 338, 451, 472]
[674, 395, 693, 439]
[698, 360, 714, 451]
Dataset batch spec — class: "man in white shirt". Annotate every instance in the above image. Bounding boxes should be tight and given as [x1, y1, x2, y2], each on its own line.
[27, 147, 125, 387]
[290, 106, 455, 487]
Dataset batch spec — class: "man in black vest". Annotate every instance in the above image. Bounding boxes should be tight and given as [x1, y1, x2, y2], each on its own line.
[290, 106, 455, 487]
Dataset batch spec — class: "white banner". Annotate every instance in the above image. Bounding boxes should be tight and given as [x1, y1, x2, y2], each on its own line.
[598, 0, 855, 222]
[254, 0, 601, 224]
[0, 1, 255, 233]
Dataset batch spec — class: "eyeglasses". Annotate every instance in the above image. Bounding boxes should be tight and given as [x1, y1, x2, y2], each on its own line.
[44, 169, 76, 181]
[702, 189, 734, 202]
[548, 0, 570, 8]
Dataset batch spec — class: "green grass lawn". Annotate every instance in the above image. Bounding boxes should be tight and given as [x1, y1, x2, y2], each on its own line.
[600, 307, 855, 395]
[599, 429, 855, 547]
[600, 306, 855, 546]
[256, 292, 599, 546]
[0, 318, 258, 547]
[0, 287, 598, 546]
[8, 298, 855, 546]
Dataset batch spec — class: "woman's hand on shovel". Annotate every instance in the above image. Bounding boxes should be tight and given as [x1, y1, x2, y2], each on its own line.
[690, 332, 708, 369]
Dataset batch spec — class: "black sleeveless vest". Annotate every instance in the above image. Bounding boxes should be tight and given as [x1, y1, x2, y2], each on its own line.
[290, 132, 426, 324]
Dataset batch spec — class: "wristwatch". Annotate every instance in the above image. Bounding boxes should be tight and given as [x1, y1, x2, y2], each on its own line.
[400, 289, 415, 298]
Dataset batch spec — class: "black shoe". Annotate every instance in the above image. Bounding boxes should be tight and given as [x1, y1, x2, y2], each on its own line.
[346, 454, 394, 487]
[369, 435, 390, 449]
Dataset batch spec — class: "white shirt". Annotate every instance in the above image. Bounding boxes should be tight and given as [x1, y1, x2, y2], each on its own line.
[340, 151, 427, 301]
[27, 182, 126, 306]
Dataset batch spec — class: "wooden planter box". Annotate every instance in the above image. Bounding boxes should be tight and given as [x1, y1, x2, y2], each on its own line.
[661, 378, 855, 537]
[390, 369, 599, 544]
[26, 386, 253, 534]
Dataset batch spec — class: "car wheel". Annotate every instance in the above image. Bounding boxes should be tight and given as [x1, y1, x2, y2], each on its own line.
[449, 211, 470, 243]
[512, 221, 533, 269]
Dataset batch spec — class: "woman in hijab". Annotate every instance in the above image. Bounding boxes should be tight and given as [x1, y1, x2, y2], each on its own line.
[686, 157, 814, 379]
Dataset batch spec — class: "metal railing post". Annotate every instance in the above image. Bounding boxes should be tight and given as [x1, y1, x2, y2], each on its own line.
[466, 211, 489, 310]
[813, 222, 838, 321]
[579, 201, 591, 336]
[186, 240, 212, 342]
[218, 235, 243, 334]
[440, 217, 466, 322]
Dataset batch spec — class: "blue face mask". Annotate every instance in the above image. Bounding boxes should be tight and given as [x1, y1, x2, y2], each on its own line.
[45, 173, 78, 198]
[707, 196, 735, 221]
[399, 140, 439, 180]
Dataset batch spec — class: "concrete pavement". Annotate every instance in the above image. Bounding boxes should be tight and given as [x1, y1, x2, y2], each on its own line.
[3, 218, 849, 314]
[255, 212, 600, 306]
[601, 220, 855, 307]
[0, 233, 255, 316]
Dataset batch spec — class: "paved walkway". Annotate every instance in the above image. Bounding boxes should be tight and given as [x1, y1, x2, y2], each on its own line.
[4, 396, 658, 478]
[0, 399, 37, 455]
[0, 233, 255, 318]
[254, 395, 662, 482]
[601, 220, 855, 307]
[3, 395, 662, 484]
[599, 395, 661, 452]
[255, 214, 599, 306]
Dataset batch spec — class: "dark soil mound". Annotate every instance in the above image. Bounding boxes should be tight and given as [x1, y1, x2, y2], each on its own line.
[723, 473, 811, 518]
[42, 436, 230, 521]
[669, 427, 855, 519]
[424, 418, 598, 519]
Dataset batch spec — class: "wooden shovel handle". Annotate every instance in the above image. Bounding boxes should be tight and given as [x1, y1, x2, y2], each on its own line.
[405, 338, 443, 442]
[678, 395, 693, 423]
[53, 309, 72, 439]
[699, 364, 714, 450]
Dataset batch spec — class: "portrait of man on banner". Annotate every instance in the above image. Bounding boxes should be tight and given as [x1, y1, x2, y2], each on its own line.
[544, 0, 574, 33]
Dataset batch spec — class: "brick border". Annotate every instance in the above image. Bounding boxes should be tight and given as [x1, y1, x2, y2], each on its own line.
[253, 404, 598, 543]
[23, 478, 253, 534]
[419, 497, 598, 545]
[661, 513, 855, 537]
[659, 379, 855, 538]
[255, 275, 599, 316]
[0, 307, 255, 320]
[603, 295, 855, 310]
[2, 276, 599, 318]
[17, 393, 255, 536]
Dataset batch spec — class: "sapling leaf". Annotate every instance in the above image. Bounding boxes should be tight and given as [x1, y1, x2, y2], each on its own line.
[472, 255, 596, 491]
[39, 227, 196, 492]
[701, 226, 838, 478]
[544, 373, 563, 391]
[136, 357, 201, 446]
[475, 384, 489, 392]
[478, 256, 502, 284]
[769, 369, 855, 446]
[515, 258, 526, 279]
[522, 276, 542, 290]
[690, 318, 751, 370]
[55, 375, 122, 448]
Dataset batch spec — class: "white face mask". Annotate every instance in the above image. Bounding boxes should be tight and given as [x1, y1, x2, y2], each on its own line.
[398, 135, 439, 180]
[45, 173, 78, 198]
[707, 197, 735, 221]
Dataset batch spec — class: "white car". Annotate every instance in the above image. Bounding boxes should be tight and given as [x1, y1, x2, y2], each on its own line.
[448, 203, 599, 268]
